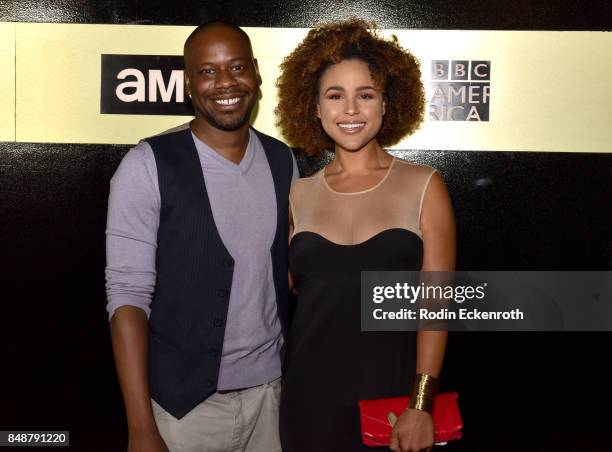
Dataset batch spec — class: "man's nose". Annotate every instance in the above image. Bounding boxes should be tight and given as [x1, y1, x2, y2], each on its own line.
[215, 69, 238, 89]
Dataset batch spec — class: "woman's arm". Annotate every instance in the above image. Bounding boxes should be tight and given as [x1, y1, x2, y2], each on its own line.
[390, 171, 456, 452]
[415, 170, 456, 376]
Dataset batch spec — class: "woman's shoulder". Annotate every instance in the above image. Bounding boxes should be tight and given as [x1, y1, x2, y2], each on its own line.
[391, 157, 438, 189]
[392, 156, 437, 177]
[290, 168, 324, 198]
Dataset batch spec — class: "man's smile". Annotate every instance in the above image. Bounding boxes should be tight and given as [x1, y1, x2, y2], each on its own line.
[214, 97, 241, 106]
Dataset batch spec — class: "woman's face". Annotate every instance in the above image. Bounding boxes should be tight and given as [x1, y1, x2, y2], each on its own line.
[317, 59, 385, 153]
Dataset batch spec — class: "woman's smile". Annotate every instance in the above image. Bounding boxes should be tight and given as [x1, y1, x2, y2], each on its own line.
[337, 122, 366, 133]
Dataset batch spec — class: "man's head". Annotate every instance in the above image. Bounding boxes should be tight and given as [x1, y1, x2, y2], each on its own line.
[184, 21, 261, 132]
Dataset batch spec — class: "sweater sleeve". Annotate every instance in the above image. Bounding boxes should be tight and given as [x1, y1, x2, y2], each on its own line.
[105, 141, 160, 319]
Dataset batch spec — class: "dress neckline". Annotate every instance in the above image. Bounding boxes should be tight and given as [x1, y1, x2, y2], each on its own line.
[320, 157, 396, 195]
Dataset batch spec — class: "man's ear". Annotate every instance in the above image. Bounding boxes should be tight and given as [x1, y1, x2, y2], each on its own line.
[185, 73, 191, 97]
[254, 58, 262, 86]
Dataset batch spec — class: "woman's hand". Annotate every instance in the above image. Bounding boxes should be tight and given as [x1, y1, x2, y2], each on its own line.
[389, 408, 434, 452]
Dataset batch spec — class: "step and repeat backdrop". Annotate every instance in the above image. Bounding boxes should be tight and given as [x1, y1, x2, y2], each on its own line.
[2, 23, 611, 152]
[1, 1, 611, 451]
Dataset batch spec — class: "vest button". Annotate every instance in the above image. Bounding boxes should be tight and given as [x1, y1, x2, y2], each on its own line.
[213, 318, 223, 328]
[222, 258, 234, 269]
[209, 348, 220, 357]
[217, 288, 229, 298]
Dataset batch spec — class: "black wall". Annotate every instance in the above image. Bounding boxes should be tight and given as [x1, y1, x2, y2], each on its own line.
[1, 1, 611, 451]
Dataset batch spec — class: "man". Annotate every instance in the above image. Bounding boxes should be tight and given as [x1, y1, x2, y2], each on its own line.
[106, 21, 297, 452]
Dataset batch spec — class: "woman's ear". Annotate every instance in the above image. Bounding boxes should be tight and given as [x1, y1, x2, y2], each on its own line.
[316, 102, 321, 119]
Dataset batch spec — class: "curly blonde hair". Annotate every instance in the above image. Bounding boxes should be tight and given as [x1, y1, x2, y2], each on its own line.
[275, 18, 425, 156]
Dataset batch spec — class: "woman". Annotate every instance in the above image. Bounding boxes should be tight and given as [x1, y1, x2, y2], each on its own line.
[276, 19, 456, 452]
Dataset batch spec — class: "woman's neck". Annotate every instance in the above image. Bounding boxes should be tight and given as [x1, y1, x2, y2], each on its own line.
[329, 140, 393, 175]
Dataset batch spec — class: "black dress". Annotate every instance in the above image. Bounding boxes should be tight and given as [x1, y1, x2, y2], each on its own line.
[280, 158, 436, 451]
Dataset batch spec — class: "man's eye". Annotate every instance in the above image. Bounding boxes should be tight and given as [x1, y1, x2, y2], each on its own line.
[201, 68, 215, 75]
[231, 65, 245, 71]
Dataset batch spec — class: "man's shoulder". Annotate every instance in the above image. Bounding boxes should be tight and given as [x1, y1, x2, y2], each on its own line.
[111, 139, 157, 187]
[251, 128, 291, 153]
[251, 128, 296, 179]
[144, 122, 192, 147]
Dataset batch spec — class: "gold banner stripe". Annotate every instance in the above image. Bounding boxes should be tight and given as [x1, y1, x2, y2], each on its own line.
[0, 23, 15, 141]
[6, 23, 612, 152]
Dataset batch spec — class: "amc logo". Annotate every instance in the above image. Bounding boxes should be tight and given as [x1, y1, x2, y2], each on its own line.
[429, 60, 491, 122]
[100, 54, 194, 115]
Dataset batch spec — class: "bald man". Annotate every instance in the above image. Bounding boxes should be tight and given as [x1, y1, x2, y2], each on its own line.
[106, 22, 297, 452]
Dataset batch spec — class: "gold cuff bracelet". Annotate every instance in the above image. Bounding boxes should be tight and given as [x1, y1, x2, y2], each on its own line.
[408, 373, 439, 414]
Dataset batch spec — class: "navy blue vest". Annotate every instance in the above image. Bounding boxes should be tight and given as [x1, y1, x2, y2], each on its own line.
[146, 128, 293, 419]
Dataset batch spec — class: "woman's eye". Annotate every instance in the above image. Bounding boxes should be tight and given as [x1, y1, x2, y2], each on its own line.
[359, 93, 374, 99]
[327, 94, 342, 100]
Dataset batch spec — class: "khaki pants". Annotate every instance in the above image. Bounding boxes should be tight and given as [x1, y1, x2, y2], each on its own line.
[152, 378, 281, 452]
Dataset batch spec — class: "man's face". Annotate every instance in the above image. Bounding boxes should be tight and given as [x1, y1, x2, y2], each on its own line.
[184, 26, 261, 132]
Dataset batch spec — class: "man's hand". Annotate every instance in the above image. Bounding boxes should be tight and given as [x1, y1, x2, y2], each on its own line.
[128, 428, 169, 452]
[389, 408, 434, 452]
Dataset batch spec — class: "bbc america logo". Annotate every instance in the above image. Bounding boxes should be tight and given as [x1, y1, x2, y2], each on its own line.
[429, 60, 491, 121]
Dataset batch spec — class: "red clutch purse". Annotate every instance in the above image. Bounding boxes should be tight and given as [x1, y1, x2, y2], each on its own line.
[358, 392, 463, 446]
